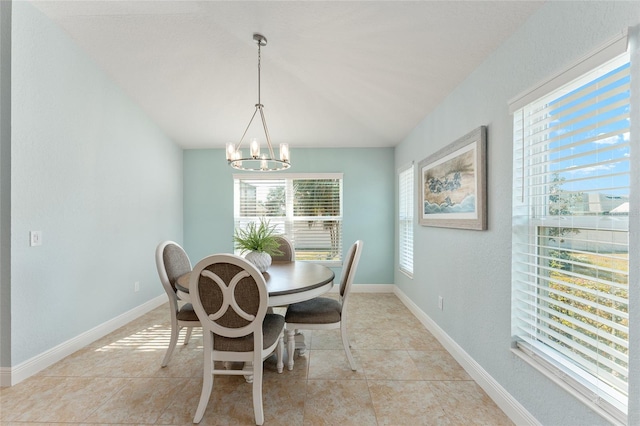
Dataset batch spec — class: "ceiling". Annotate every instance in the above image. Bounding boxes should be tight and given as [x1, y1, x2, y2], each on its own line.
[30, 1, 545, 149]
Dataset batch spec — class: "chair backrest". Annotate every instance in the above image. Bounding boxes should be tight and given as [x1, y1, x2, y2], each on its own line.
[271, 236, 295, 262]
[339, 240, 363, 301]
[190, 254, 268, 350]
[156, 241, 192, 296]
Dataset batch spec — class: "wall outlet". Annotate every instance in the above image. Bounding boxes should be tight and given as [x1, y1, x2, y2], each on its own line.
[438, 296, 444, 310]
[29, 231, 42, 247]
[134, 281, 140, 292]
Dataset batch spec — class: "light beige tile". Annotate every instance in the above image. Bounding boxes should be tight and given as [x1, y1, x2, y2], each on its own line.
[408, 350, 472, 381]
[309, 329, 342, 350]
[84, 377, 188, 423]
[368, 380, 450, 425]
[349, 327, 404, 350]
[304, 379, 377, 425]
[398, 326, 446, 351]
[159, 376, 304, 425]
[307, 349, 365, 380]
[2, 293, 513, 425]
[429, 381, 514, 425]
[1, 376, 127, 422]
[358, 349, 422, 380]
[38, 345, 165, 378]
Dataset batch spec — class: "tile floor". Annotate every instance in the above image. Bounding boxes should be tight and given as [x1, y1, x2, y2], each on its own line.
[0, 293, 513, 425]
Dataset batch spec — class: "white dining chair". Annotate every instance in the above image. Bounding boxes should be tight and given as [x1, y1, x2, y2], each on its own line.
[155, 240, 200, 367]
[284, 240, 363, 371]
[190, 253, 285, 425]
[270, 235, 295, 262]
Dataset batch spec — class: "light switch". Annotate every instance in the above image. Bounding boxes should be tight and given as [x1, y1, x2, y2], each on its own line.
[30, 231, 42, 247]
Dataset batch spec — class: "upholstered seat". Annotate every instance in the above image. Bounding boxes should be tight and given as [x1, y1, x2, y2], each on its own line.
[284, 298, 341, 324]
[284, 240, 363, 371]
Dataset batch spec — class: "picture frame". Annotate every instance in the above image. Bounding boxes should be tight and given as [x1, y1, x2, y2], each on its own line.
[418, 126, 487, 230]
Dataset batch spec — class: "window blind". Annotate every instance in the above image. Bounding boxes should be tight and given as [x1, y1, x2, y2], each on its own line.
[399, 164, 414, 276]
[234, 174, 343, 264]
[512, 52, 630, 421]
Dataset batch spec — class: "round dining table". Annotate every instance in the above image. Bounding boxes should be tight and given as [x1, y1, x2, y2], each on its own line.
[175, 260, 335, 307]
[175, 260, 335, 364]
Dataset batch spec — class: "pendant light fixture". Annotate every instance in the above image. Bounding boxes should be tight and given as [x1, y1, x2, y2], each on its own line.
[226, 33, 291, 171]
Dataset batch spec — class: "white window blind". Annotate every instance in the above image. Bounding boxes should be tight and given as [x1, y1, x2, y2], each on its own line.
[512, 51, 630, 422]
[399, 164, 414, 276]
[234, 174, 343, 264]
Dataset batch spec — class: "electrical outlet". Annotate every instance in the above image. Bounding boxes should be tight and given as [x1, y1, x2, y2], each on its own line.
[438, 296, 444, 310]
[134, 281, 140, 292]
[30, 231, 42, 247]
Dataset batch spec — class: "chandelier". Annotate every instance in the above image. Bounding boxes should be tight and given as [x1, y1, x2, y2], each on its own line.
[226, 33, 291, 171]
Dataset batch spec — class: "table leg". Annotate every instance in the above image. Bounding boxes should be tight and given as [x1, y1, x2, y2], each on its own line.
[285, 330, 308, 370]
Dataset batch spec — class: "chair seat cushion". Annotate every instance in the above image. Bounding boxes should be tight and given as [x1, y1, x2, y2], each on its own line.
[177, 303, 199, 322]
[285, 297, 341, 324]
[213, 314, 285, 352]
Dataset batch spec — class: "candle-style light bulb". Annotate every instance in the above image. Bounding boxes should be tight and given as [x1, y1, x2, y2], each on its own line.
[226, 143, 236, 161]
[280, 143, 290, 162]
[250, 138, 260, 158]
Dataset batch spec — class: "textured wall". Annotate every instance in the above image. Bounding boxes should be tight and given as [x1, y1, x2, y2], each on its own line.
[394, 2, 640, 425]
[9, 2, 183, 365]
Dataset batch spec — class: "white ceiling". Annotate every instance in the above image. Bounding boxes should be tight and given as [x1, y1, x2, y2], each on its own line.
[30, 1, 544, 149]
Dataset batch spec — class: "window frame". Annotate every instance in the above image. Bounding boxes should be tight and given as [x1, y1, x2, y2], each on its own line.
[233, 173, 344, 266]
[510, 32, 631, 424]
[398, 163, 414, 278]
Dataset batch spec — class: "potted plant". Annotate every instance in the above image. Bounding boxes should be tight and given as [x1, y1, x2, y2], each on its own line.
[233, 218, 283, 272]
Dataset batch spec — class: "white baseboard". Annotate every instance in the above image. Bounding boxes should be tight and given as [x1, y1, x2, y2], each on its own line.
[0, 295, 166, 387]
[330, 283, 395, 293]
[393, 287, 540, 426]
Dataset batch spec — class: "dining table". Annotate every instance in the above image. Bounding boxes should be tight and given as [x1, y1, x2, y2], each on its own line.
[174, 260, 335, 360]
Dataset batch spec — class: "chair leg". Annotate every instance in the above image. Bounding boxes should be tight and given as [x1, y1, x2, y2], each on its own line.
[252, 356, 264, 425]
[161, 316, 179, 367]
[276, 334, 284, 373]
[194, 332, 214, 423]
[183, 326, 193, 345]
[286, 328, 296, 371]
[340, 321, 357, 371]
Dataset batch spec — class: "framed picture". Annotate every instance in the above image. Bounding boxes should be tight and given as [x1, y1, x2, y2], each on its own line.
[418, 126, 487, 230]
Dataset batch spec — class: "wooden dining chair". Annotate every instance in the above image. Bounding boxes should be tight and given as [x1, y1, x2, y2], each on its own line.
[190, 254, 285, 425]
[155, 241, 200, 367]
[284, 240, 363, 371]
[271, 235, 295, 262]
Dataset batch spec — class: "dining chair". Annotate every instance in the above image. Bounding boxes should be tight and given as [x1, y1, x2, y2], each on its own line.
[284, 240, 363, 371]
[155, 241, 200, 367]
[190, 253, 285, 425]
[271, 235, 295, 262]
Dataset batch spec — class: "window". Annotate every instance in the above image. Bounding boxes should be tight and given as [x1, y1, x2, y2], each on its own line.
[399, 164, 414, 277]
[234, 174, 343, 264]
[511, 45, 630, 422]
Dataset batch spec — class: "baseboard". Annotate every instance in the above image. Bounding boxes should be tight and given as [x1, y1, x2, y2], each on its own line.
[329, 283, 395, 293]
[1, 294, 166, 387]
[393, 287, 540, 426]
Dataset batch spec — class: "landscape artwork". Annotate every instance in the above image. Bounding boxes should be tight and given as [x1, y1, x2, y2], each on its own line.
[418, 126, 487, 230]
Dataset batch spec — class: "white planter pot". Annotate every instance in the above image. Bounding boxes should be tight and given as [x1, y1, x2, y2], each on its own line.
[245, 251, 272, 273]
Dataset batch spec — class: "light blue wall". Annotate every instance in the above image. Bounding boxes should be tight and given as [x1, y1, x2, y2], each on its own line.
[394, 2, 640, 425]
[0, 0, 11, 369]
[8, 1, 182, 365]
[184, 148, 395, 284]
